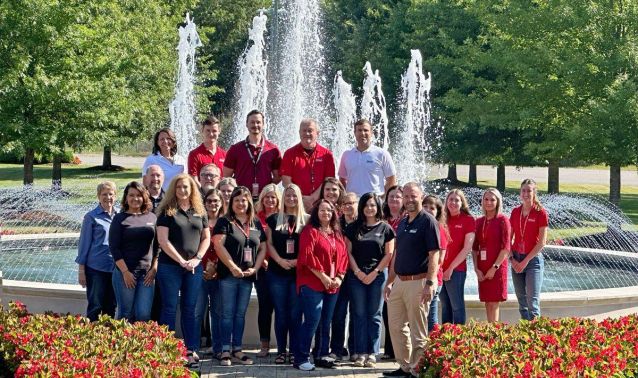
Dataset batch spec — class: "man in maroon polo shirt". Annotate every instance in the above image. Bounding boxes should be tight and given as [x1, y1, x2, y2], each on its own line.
[280, 118, 336, 211]
[188, 116, 226, 185]
[223, 110, 282, 198]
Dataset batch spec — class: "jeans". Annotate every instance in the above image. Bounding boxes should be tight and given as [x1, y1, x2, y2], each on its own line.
[511, 252, 544, 320]
[349, 269, 386, 355]
[329, 275, 353, 356]
[85, 266, 116, 322]
[255, 267, 273, 343]
[295, 286, 338, 365]
[268, 271, 301, 354]
[439, 270, 466, 324]
[219, 276, 253, 352]
[195, 279, 222, 353]
[427, 286, 442, 332]
[112, 268, 154, 322]
[156, 262, 202, 352]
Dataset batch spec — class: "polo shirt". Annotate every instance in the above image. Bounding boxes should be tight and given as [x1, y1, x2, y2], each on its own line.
[149, 190, 164, 212]
[280, 143, 336, 196]
[223, 138, 282, 195]
[76, 205, 118, 272]
[394, 210, 440, 276]
[344, 221, 395, 273]
[337, 145, 396, 196]
[212, 216, 266, 280]
[266, 213, 302, 277]
[443, 213, 476, 272]
[187, 143, 227, 179]
[510, 206, 549, 254]
[156, 208, 208, 266]
[142, 153, 186, 191]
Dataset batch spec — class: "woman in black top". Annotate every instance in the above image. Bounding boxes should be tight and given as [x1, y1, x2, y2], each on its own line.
[213, 186, 267, 366]
[345, 192, 395, 368]
[110, 181, 157, 322]
[265, 183, 309, 364]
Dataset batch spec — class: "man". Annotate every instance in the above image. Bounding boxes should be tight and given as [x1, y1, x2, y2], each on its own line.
[223, 110, 282, 198]
[143, 165, 165, 212]
[199, 163, 221, 194]
[280, 118, 335, 211]
[338, 119, 396, 198]
[188, 116, 226, 185]
[383, 182, 440, 377]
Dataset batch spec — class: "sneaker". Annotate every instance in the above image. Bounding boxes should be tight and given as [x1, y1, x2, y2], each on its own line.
[350, 353, 359, 362]
[220, 351, 232, 366]
[353, 355, 366, 367]
[328, 353, 338, 360]
[315, 358, 336, 369]
[364, 355, 377, 368]
[186, 351, 199, 369]
[295, 361, 315, 371]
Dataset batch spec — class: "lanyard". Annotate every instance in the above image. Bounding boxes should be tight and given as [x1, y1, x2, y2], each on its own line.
[287, 220, 296, 238]
[304, 147, 318, 191]
[245, 137, 265, 183]
[320, 229, 336, 256]
[519, 207, 530, 241]
[233, 219, 251, 246]
[481, 217, 492, 249]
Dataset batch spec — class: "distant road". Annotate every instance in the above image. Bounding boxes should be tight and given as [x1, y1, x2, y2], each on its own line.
[78, 154, 638, 186]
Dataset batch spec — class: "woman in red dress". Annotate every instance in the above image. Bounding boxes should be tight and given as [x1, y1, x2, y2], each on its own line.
[472, 188, 511, 322]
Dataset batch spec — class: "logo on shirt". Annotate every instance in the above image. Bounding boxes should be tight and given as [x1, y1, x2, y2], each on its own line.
[455, 225, 463, 229]
[316, 158, 323, 162]
[146, 223, 155, 226]
[409, 229, 417, 234]
[528, 218, 536, 222]
[193, 214, 202, 218]
[375, 233, 382, 237]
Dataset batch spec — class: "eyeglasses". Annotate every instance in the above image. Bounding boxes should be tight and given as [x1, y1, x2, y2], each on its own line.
[201, 173, 220, 179]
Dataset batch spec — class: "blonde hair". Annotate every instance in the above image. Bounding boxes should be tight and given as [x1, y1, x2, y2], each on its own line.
[216, 177, 237, 190]
[156, 174, 205, 217]
[521, 178, 543, 211]
[444, 189, 472, 218]
[97, 181, 117, 196]
[275, 183, 309, 233]
[481, 188, 503, 216]
[255, 183, 281, 214]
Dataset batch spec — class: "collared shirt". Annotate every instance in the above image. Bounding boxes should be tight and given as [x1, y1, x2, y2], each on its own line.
[296, 226, 349, 294]
[510, 206, 549, 254]
[280, 143, 335, 196]
[157, 207, 208, 266]
[142, 153, 186, 191]
[394, 210, 440, 276]
[338, 145, 396, 196]
[223, 138, 282, 194]
[149, 189, 164, 212]
[75, 205, 117, 272]
[187, 143, 227, 179]
[444, 213, 476, 272]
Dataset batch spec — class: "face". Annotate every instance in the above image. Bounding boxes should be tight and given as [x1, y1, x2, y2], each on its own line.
[144, 166, 164, 192]
[202, 123, 220, 145]
[284, 188, 299, 209]
[520, 184, 535, 206]
[363, 197, 378, 219]
[318, 202, 334, 225]
[220, 184, 235, 205]
[99, 188, 116, 210]
[354, 123, 372, 148]
[199, 167, 220, 189]
[483, 192, 498, 213]
[246, 114, 264, 136]
[387, 189, 403, 212]
[205, 194, 222, 215]
[299, 122, 319, 149]
[175, 179, 191, 201]
[126, 188, 144, 212]
[158, 131, 174, 155]
[262, 191, 278, 211]
[424, 201, 437, 218]
[341, 195, 357, 217]
[232, 194, 250, 214]
[322, 183, 340, 205]
[446, 193, 462, 215]
[403, 186, 423, 214]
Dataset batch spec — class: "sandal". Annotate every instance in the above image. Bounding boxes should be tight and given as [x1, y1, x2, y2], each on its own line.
[288, 353, 295, 365]
[220, 351, 231, 366]
[232, 351, 254, 365]
[186, 351, 200, 369]
[275, 353, 286, 364]
[257, 347, 270, 357]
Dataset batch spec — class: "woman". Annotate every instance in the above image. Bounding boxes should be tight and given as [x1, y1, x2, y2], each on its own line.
[510, 178, 548, 320]
[266, 184, 308, 365]
[109, 181, 157, 322]
[195, 188, 224, 360]
[142, 128, 186, 190]
[472, 188, 511, 322]
[422, 195, 448, 332]
[319, 177, 345, 209]
[345, 193, 394, 368]
[213, 186, 268, 366]
[441, 189, 475, 325]
[254, 184, 280, 357]
[295, 199, 348, 371]
[217, 177, 237, 214]
[340, 192, 358, 229]
[76, 181, 118, 322]
[156, 174, 210, 367]
[380, 184, 403, 359]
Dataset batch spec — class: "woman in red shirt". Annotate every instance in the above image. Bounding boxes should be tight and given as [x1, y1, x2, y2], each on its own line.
[422, 195, 448, 332]
[294, 199, 348, 371]
[472, 188, 511, 322]
[510, 178, 548, 320]
[441, 189, 475, 325]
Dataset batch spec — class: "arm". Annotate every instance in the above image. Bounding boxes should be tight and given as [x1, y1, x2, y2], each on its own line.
[362, 238, 395, 285]
[303, 186, 322, 211]
[515, 226, 547, 272]
[213, 234, 244, 278]
[115, 259, 136, 288]
[266, 227, 293, 270]
[485, 247, 510, 280]
[222, 166, 234, 178]
[76, 213, 93, 287]
[339, 176, 348, 189]
[383, 175, 397, 196]
[383, 250, 398, 300]
[157, 226, 189, 267]
[443, 232, 475, 280]
[271, 169, 281, 184]
[346, 239, 364, 281]
[251, 241, 268, 275]
[185, 226, 210, 270]
[421, 249, 440, 303]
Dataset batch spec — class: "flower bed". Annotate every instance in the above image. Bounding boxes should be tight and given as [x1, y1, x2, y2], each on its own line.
[422, 316, 638, 377]
[0, 302, 194, 377]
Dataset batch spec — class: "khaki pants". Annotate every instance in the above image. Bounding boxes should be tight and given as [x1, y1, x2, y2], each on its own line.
[387, 277, 430, 374]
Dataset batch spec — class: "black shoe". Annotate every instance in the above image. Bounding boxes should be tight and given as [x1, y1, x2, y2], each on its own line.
[315, 358, 336, 369]
[383, 368, 410, 377]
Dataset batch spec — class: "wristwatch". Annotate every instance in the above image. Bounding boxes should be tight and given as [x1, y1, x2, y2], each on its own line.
[425, 279, 434, 286]
[493, 263, 499, 269]
[195, 254, 203, 260]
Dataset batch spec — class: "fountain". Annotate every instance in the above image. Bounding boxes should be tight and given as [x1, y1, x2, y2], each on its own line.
[331, 71, 357, 167]
[360, 62, 390, 150]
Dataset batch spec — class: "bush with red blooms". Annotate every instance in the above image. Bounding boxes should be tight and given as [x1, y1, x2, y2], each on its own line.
[421, 315, 638, 377]
[0, 301, 195, 377]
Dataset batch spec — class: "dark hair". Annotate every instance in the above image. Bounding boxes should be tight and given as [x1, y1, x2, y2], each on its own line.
[202, 115, 220, 129]
[226, 186, 256, 227]
[309, 199, 341, 232]
[318, 177, 345, 206]
[354, 118, 372, 130]
[423, 194, 445, 224]
[246, 109, 265, 123]
[121, 181, 152, 213]
[383, 185, 404, 220]
[357, 192, 383, 222]
[204, 188, 223, 218]
[152, 128, 177, 156]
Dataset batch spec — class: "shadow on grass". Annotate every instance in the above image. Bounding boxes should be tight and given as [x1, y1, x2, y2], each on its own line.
[0, 164, 141, 186]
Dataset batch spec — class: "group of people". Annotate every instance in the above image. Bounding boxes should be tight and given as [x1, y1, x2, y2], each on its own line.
[76, 110, 548, 374]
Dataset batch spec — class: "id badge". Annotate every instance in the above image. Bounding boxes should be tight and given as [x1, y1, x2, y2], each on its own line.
[243, 247, 253, 263]
[517, 242, 525, 253]
[329, 262, 336, 278]
[252, 183, 260, 197]
[480, 249, 487, 261]
[286, 239, 295, 255]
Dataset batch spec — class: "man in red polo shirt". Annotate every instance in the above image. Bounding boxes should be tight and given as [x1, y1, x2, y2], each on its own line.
[188, 116, 226, 185]
[281, 118, 336, 211]
[223, 110, 282, 198]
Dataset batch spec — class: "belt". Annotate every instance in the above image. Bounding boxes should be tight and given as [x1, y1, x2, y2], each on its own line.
[397, 272, 428, 281]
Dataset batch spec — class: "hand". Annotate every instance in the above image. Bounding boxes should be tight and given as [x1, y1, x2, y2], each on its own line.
[243, 268, 256, 277]
[143, 266, 157, 286]
[289, 259, 297, 268]
[302, 196, 315, 212]
[203, 261, 217, 280]
[330, 277, 343, 290]
[355, 270, 365, 282]
[420, 284, 435, 304]
[278, 258, 293, 270]
[384, 283, 393, 301]
[320, 274, 333, 290]
[78, 270, 86, 288]
[230, 265, 244, 278]
[513, 259, 528, 273]
[362, 270, 378, 285]
[484, 267, 496, 280]
[262, 259, 269, 270]
[443, 269, 453, 281]
[187, 257, 202, 271]
[475, 269, 485, 282]
[122, 270, 136, 289]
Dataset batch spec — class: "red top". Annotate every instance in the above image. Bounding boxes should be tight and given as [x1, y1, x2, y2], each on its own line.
[296, 225, 348, 294]
[437, 223, 448, 286]
[187, 143, 227, 178]
[443, 213, 476, 272]
[279, 143, 336, 196]
[202, 222, 219, 267]
[510, 206, 549, 254]
[472, 214, 511, 273]
[223, 138, 282, 193]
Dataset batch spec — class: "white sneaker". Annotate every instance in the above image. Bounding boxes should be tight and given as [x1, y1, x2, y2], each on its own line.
[364, 355, 377, 367]
[297, 362, 316, 371]
[353, 355, 366, 367]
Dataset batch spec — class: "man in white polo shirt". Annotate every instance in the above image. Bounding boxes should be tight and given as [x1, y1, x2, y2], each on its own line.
[338, 119, 397, 197]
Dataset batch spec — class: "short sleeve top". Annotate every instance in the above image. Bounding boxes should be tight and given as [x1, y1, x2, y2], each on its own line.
[213, 216, 266, 280]
[157, 208, 208, 266]
[510, 206, 549, 254]
[344, 222, 395, 273]
[109, 212, 157, 272]
[444, 213, 476, 272]
[394, 210, 440, 276]
[266, 213, 302, 277]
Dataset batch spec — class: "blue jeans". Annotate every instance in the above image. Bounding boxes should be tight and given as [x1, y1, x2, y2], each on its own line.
[112, 268, 154, 322]
[219, 276, 253, 352]
[156, 262, 202, 351]
[428, 286, 442, 332]
[349, 269, 386, 355]
[268, 271, 301, 354]
[195, 279, 222, 354]
[439, 270, 466, 324]
[329, 275, 353, 356]
[295, 286, 338, 365]
[85, 266, 116, 322]
[511, 252, 544, 320]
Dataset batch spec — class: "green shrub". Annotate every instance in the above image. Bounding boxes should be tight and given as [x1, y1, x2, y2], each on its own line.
[0, 143, 75, 164]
